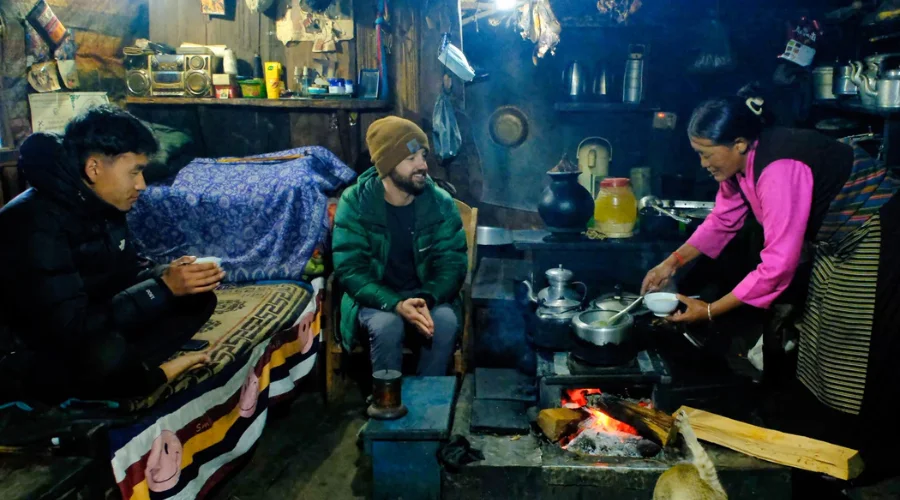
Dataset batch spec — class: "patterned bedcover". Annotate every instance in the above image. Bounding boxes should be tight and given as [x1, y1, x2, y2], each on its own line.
[127, 147, 355, 282]
[108, 278, 325, 499]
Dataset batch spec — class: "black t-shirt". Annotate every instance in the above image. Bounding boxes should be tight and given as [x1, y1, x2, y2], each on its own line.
[383, 200, 420, 291]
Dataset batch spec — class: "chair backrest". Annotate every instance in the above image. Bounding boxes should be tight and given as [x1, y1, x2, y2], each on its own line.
[453, 199, 478, 274]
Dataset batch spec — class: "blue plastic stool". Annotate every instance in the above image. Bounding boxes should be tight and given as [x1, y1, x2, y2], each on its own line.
[363, 376, 457, 500]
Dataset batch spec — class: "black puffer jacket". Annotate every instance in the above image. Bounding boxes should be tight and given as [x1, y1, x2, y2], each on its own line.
[0, 133, 171, 352]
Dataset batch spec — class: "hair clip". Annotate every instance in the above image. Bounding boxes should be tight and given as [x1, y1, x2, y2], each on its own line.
[745, 97, 764, 116]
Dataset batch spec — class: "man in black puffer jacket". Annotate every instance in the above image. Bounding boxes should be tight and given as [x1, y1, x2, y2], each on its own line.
[0, 105, 224, 403]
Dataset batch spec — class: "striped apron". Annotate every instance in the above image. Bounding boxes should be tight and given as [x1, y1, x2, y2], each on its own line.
[796, 138, 900, 415]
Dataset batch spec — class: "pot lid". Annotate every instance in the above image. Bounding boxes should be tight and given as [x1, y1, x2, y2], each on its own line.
[601, 177, 630, 188]
[542, 297, 581, 309]
[545, 265, 573, 283]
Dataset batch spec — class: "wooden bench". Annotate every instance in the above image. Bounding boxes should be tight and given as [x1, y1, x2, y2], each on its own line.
[324, 200, 477, 401]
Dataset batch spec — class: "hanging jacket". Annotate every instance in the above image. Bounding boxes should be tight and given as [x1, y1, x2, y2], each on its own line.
[332, 166, 468, 351]
[0, 133, 171, 353]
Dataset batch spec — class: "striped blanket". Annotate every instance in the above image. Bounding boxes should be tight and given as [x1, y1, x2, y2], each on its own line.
[108, 278, 324, 499]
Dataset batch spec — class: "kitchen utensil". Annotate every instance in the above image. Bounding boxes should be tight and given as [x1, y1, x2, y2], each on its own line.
[851, 54, 900, 107]
[833, 62, 858, 97]
[645, 292, 679, 317]
[683, 330, 705, 349]
[538, 161, 594, 237]
[606, 295, 644, 325]
[489, 106, 529, 147]
[563, 61, 588, 101]
[683, 208, 712, 220]
[570, 309, 637, 365]
[523, 265, 588, 351]
[572, 309, 633, 346]
[640, 208, 680, 238]
[812, 66, 836, 100]
[576, 137, 612, 198]
[476, 226, 513, 246]
[591, 288, 644, 313]
[591, 61, 610, 100]
[367, 369, 408, 420]
[623, 45, 645, 104]
[522, 265, 588, 309]
[875, 69, 900, 109]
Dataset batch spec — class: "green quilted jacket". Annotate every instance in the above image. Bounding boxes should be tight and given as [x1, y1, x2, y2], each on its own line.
[332, 166, 468, 351]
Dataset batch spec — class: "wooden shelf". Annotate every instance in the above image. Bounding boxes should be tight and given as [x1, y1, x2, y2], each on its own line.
[554, 102, 661, 113]
[814, 99, 900, 118]
[126, 96, 392, 111]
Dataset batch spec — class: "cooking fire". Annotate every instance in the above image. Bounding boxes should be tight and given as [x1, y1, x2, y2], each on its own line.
[557, 388, 661, 458]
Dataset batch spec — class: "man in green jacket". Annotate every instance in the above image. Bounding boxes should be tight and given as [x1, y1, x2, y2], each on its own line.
[333, 116, 467, 375]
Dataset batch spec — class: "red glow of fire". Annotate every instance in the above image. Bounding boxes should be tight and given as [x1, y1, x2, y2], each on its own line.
[561, 389, 650, 437]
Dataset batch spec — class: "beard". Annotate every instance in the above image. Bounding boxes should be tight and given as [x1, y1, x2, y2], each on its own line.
[389, 169, 427, 195]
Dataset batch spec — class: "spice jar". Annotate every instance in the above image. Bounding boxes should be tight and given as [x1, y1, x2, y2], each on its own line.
[593, 178, 637, 238]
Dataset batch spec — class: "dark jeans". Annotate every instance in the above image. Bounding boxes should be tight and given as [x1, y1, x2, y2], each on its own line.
[359, 304, 459, 376]
[5, 292, 217, 402]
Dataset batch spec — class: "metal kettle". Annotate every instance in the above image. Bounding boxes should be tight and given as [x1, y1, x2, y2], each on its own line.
[563, 61, 588, 101]
[522, 265, 587, 314]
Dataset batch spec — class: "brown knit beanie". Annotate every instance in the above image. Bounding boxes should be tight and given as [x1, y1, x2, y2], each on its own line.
[366, 116, 430, 178]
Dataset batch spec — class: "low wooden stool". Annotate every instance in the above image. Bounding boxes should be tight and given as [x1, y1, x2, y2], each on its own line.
[362, 376, 457, 500]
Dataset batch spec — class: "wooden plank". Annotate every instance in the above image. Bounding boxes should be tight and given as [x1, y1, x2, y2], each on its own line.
[290, 112, 345, 160]
[678, 406, 865, 480]
[205, 0, 261, 70]
[149, 0, 179, 46]
[390, 0, 421, 120]
[126, 96, 392, 110]
[177, 0, 207, 45]
[354, 0, 379, 74]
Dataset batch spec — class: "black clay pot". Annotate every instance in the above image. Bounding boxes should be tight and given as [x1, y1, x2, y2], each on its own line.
[538, 171, 594, 233]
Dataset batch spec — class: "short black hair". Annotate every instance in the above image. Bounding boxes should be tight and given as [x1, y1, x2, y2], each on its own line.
[63, 104, 159, 179]
[687, 83, 774, 145]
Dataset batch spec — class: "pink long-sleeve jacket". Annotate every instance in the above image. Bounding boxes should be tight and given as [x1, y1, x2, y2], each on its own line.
[686, 148, 814, 309]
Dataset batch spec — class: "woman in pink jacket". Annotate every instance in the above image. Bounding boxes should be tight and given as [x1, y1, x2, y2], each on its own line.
[642, 87, 899, 478]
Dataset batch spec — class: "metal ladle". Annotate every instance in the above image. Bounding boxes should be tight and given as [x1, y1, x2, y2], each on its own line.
[638, 195, 692, 225]
[606, 295, 644, 325]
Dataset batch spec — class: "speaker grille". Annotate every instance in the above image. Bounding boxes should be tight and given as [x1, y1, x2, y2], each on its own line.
[126, 70, 151, 96]
[185, 71, 211, 97]
[188, 56, 207, 70]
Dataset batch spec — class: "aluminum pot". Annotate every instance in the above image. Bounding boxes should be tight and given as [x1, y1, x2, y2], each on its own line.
[476, 226, 513, 246]
[570, 309, 637, 365]
[813, 66, 836, 100]
[572, 309, 633, 347]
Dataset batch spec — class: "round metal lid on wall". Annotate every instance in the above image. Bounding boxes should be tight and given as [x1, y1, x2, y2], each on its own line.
[489, 106, 529, 148]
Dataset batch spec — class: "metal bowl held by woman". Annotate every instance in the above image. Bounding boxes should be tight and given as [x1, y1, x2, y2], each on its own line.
[570, 309, 636, 366]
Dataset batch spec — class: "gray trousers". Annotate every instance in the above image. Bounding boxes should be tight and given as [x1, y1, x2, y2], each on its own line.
[358, 304, 459, 376]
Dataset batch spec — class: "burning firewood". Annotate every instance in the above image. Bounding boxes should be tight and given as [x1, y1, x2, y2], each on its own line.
[536, 408, 586, 442]
[588, 393, 677, 448]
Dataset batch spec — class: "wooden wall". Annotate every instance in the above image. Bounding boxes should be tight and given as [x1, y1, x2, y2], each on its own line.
[140, 0, 464, 171]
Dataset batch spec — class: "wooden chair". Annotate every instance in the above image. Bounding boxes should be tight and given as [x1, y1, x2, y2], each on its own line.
[323, 199, 477, 402]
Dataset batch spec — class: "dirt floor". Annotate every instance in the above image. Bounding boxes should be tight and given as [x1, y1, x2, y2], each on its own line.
[209, 391, 371, 500]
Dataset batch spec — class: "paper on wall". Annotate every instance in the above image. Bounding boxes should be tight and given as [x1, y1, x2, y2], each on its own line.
[28, 92, 109, 134]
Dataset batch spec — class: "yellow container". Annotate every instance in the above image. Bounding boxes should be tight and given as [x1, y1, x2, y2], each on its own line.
[264, 61, 283, 99]
[593, 178, 637, 238]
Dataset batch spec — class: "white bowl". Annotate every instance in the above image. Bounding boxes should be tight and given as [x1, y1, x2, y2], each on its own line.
[644, 292, 679, 317]
[194, 256, 223, 268]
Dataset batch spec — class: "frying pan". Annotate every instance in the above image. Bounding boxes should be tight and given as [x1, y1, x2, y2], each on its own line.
[489, 106, 529, 148]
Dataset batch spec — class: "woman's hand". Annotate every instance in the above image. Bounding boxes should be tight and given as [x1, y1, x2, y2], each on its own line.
[641, 259, 678, 295]
[668, 294, 709, 324]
